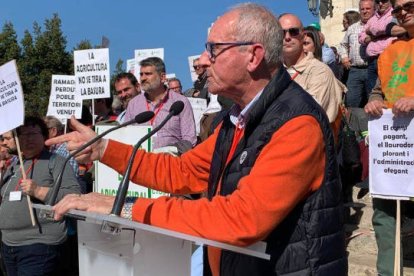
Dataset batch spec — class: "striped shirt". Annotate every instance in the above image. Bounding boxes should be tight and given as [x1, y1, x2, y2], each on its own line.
[338, 21, 368, 67]
[358, 7, 396, 57]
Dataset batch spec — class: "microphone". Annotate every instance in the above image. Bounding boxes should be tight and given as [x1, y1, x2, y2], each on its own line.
[47, 111, 155, 206]
[110, 100, 185, 216]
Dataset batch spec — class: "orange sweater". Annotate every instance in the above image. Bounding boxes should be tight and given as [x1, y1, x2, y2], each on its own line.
[101, 115, 325, 271]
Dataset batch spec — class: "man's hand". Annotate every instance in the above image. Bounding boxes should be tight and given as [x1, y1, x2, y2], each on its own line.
[45, 116, 107, 163]
[392, 97, 414, 117]
[52, 193, 115, 221]
[364, 100, 386, 116]
[20, 179, 49, 201]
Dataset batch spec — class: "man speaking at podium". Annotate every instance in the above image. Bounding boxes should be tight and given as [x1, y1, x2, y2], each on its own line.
[47, 3, 347, 275]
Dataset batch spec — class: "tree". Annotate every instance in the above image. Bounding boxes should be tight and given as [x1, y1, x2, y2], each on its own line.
[110, 59, 124, 94]
[19, 14, 72, 116]
[0, 22, 21, 66]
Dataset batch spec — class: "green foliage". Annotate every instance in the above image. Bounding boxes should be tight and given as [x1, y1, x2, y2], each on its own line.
[0, 22, 21, 65]
[110, 59, 125, 95]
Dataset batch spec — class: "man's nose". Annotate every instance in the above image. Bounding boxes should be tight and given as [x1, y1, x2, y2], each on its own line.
[199, 51, 211, 67]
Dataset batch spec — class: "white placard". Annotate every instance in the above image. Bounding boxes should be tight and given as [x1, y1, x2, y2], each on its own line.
[0, 60, 24, 134]
[187, 98, 207, 135]
[188, 55, 200, 82]
[46, 75, 82, 119]
[74, 48, 110, 100]
[95, 125, 168, 199]
[166, 73, 176, 80]
[369, 109, 414, 199]
[126, 58, 135, 74]
[134, 48, 164, 80]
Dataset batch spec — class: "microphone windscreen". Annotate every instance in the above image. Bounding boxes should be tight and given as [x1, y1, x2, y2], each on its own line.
[134, 111, 155, 124]
[169, 101, 184, 116]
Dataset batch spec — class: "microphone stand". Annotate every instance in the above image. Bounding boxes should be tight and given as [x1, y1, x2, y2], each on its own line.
[101, 101, 184, 234]
[39, 111, 154, 219]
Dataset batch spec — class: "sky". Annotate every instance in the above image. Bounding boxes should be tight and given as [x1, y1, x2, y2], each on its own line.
[0, 0, 318, 90]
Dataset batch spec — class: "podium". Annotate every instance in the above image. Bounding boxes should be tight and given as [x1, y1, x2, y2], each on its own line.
[33, 204, 269, 276]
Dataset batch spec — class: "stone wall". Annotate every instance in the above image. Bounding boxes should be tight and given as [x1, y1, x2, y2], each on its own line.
[320, 0, 359, 47]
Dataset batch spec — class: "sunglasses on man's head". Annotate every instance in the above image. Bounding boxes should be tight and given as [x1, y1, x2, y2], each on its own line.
[283, 28, 301, 37]
[391, 1, 414, 17]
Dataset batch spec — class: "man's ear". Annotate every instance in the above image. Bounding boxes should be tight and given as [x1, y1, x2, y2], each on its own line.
[247, 44, 266, 72]
[160, 72, 167, 83]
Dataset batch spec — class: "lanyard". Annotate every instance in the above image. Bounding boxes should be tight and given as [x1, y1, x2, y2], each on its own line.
[16, 159, 37, 191]
[291, 71, 300, 80]
[145, 93, 167, 125]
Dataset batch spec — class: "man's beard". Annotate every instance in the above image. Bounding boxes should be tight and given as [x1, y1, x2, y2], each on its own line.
[7, 147, 17, 155]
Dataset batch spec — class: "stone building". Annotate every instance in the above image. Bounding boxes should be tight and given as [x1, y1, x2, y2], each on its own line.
[315, 0, 359, 47]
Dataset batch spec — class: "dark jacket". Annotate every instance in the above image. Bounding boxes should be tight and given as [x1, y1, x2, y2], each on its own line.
[204, 68, 347, 275]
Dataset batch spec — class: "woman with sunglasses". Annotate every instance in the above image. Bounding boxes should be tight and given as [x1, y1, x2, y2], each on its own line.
[364, 0, 414, 274]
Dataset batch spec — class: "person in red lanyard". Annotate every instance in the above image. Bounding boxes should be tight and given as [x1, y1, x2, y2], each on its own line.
[279, 13, 345, 139]
[123, 57, 197, 151]
[0, 116, 80, 276]
[48, 3, 346, 275]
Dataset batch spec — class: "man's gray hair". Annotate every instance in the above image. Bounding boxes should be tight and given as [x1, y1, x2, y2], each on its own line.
[44, 116, 64, 135]
[230, 3, 283, 69]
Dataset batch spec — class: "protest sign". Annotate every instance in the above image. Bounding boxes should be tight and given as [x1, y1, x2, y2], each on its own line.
[74, 48, 110, 100]
[188, 55, 200, 82]
[95, 125, 168, 199]
[166, 73, 176, 80]
[187, 97, 207, 135]
[126, 58, 135, 75]
[0, 60, 24, 134]
[134, 48, 164, 80]
[369, 109, 414, 199]
[46, 75, 82, 119]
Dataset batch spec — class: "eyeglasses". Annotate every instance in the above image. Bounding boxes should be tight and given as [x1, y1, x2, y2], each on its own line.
[205, 41, 255, 61]
[169, 86, 182, 91]
[193, 65, 201, 70]
[283, 27, 301, 37]
[375, 0, 389, 3]
[392, 1, 414, 17]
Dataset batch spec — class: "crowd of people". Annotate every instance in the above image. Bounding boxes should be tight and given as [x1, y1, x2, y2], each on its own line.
[0, 0, 413, 275]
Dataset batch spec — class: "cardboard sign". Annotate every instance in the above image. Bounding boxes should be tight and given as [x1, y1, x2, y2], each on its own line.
[126, 58, 135, 75]
[369, 109, 414, 199]
[134, 48, 164, 80]
[187, 98, 207, 135]
[47, 75, 82, 119]
[95, 125, 168, 199]
[74, 48, 110, 100]
[188, 55, 201, 82]
[0, 60, 24, 134]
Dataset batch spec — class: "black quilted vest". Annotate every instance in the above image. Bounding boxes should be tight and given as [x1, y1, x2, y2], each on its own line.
[203, 68, 347, 276]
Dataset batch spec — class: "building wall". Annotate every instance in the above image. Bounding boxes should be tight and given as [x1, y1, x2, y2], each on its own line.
[320, 0, 359, 47]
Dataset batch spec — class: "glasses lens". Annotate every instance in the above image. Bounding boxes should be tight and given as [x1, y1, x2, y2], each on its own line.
[392, 6, 402, 16]
[193, 66, 200, 70]
[205, 43, 213, 59]
[284, 28, 300, 37]
[290, 28, 300, 36]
